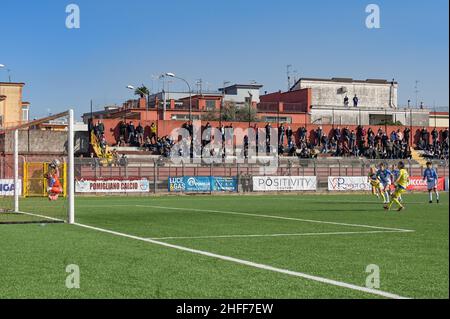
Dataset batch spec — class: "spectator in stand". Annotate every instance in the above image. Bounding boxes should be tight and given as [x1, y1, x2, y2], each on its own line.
[143, 136, 153, 150]
[403, 127, 411, 145]
[97, 120, 105, 139]
[390, 130, 398, 143]
[203, 122, 212, 147]
[442, 128, 449, 143]
[149, 122, 157, 144]
[344, 95, 349, 107]
[279, 123, 285, 145]
[321, 134, 329, 154]
[349, 130, 356, 152]
[136, 122, 144, 146]
[111, 149, 119, 167]
[127, 121, 136, 145]
[420, 127, 429, 148]
[381, 133, 388, 153]
[298, 126, 307, 142]
[265, 123, 272, 141]
[99, 133, 107, 151]
[343, 127, 350, 144]
[368, 130, 375, 148]
[286, 126, 293, 146]
[397, 129, 403, 144]
[182, 121, 193, 137]
[334, 126, 341, 142]
[353, 95, 359, 107]
[93, 121, 99, 137]
[119, 154, 128, 167]
[385, 139, 393, 159]
[119, 121, 127, 146]
[220, 124, 226, 144]
[431, 127, 439, 148]
[357, 125, 366, 149]
[316, 126, 323, 146]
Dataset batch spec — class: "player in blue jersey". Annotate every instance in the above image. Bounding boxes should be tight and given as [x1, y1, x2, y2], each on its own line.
[423, 161, 439, 204]
[368, 166, 385, 202]
[377, 163, 393, 204]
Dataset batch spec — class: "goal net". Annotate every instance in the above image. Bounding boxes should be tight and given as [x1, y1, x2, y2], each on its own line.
[0, 110, 75, 224]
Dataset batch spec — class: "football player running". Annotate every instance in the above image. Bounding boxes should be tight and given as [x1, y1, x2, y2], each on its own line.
[423, 161, 439, 204]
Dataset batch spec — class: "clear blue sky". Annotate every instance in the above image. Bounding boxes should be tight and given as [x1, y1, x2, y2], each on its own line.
[1, 0, 448, 119]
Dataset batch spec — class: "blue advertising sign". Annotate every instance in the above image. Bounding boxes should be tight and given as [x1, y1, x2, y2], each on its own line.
[168, 176, 237, 192]
[211, 177, 238, 192]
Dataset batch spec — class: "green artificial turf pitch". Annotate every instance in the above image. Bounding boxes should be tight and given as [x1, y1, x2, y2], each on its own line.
[0, 193, 448, 299]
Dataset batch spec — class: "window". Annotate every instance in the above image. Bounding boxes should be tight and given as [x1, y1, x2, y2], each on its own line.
[170, 114, 201, 121]
[369, 114, 393, 125]
[263, 116, 292, 124]
[22, 106, 29, 122]
[205, 100, 216, 111]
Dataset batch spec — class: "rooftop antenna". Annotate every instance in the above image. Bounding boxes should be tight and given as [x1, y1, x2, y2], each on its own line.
[195, 79, 203, 94]
[414, 80, 419, 108]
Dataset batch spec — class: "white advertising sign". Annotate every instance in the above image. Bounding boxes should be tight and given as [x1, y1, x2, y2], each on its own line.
[0, 179, 22, 196]
[76, 179, 150, 193]
[328, 176, 371, 191]
[252, 176, 317, 191]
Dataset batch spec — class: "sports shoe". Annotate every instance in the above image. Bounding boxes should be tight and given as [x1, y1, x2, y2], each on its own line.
[437, 199, 439, 204]
[383, 205, 389, 211]
[429, 201, 433, 204]
[397, 206, 405, 212]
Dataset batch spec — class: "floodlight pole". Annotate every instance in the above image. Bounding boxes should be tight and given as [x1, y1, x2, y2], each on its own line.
[68, 109, 75, 224]
[14, 129, 19, 213]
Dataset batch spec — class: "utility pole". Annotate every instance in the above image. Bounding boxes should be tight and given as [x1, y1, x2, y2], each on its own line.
[286, 64, 292, 91]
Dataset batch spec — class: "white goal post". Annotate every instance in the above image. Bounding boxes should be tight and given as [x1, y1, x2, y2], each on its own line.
[6, 109, 75, 224]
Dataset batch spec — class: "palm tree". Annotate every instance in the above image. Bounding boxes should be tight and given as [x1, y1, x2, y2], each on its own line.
[134, 85, 150, 98]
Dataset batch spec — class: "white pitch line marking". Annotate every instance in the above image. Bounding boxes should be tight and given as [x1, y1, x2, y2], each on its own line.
[150, 230, 413, 240]
[14, 209, 412, 298]
[18, 211, 65, 222]
[73, 221, 410, 299]
[133, 204, 414, 233]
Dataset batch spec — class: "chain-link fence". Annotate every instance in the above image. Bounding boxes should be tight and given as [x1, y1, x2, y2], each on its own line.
[74, 157, 449, 194]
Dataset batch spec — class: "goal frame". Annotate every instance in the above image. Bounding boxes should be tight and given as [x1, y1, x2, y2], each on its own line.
[4, 109, 75, 224]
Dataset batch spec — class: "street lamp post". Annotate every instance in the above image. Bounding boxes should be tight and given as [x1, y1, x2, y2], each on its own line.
[165, 73, 192, 121]
[221, 81, 230, 127]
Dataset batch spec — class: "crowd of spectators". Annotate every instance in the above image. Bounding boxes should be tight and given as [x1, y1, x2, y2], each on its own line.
[419, 127, 449, 160]
[276, 125, 449, 160]
[91, 119, 449, 162]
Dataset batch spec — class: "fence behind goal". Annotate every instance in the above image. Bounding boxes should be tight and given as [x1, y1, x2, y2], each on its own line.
[74, 157, 449, 194]
[0, 110, 75, 224]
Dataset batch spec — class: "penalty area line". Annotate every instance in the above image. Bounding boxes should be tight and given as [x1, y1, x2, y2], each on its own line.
[150, 229, 413, 240]
[73, 221, 410, 299]
[134, 204, 414, 233]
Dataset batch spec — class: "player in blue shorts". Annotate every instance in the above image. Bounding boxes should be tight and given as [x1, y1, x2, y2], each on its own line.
[377, 163, 393, 204]
[423, 161, 439, 204]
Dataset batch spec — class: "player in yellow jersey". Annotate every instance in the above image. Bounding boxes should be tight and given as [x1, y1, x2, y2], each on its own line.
[368, 166, 385, 202]
[384, 161, 409, 211]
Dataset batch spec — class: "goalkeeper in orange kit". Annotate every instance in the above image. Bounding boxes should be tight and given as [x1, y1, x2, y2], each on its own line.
[46, 159, 62, 201]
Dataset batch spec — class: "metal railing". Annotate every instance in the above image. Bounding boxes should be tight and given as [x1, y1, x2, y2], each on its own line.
[74, 158, 449, 194]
